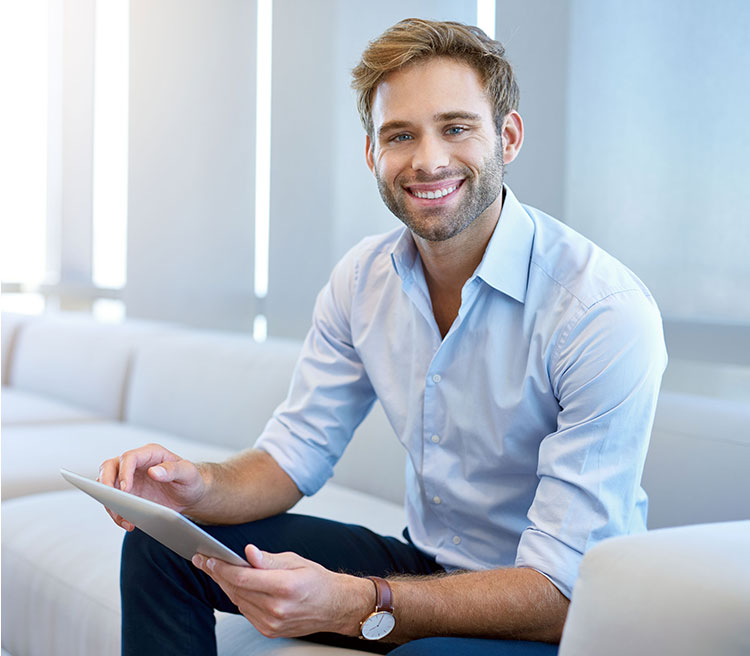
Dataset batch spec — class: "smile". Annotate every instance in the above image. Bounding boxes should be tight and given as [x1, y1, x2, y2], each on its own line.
[406, 180, 463, 200]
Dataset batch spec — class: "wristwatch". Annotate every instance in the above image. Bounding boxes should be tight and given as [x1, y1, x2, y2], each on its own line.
[359, 576, 396, 640]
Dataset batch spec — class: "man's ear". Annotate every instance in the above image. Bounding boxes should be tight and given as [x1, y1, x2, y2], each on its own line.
[500, 111, 524, 165]
[365, 135, 376, 175]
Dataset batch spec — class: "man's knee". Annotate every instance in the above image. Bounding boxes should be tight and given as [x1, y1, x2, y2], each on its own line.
[120, 528, 187, 590]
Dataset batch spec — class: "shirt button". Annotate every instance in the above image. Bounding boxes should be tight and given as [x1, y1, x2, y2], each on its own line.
[431, 435, 440, 444]
[433, 496, 442, 505]
[452, 535, 462, 545]
[432, 374, 441, 383]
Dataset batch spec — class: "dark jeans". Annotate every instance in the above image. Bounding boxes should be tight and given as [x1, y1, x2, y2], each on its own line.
[120, 513, 558, 656]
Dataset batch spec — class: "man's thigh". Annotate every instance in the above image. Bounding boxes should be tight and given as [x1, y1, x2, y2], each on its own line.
[388, 637, 558, 656]
[201, 513, 443, 577]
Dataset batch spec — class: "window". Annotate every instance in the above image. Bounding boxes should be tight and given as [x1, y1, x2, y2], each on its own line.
[92, 0, 129, 291]
[0, 0, 49, 312]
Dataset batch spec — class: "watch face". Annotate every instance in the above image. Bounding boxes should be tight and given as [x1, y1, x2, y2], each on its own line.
[361, 610, 396, 640]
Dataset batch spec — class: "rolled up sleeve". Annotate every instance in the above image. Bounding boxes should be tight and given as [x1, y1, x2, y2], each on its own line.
[515, 289, 667, 598]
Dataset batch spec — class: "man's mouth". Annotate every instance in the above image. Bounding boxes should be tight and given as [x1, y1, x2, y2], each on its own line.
[405, 180, 464, 200]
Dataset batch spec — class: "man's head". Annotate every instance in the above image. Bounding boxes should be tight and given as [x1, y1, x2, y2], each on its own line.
[353, 19, 523, 244]
[351, 18, 519, 140]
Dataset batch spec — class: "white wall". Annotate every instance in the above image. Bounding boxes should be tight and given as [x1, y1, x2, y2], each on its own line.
[125, 0, 257, 331]
[563, 0, 750, 324]
[494, 0, 570, 220]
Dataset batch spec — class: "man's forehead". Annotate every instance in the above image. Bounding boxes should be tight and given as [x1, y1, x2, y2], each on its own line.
[370, 57, 491, 127]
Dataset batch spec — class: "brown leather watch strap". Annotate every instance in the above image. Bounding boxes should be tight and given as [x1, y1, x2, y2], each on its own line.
[366, 576, 394, 613]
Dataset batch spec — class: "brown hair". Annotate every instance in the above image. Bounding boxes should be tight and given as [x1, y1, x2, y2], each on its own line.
[351, 18, 519, 138]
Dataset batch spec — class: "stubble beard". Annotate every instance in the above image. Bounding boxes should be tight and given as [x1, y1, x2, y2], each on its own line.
[374, 140, 505, 242]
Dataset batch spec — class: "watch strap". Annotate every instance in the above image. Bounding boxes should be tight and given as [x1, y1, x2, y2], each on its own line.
[366, 576, 394, 613]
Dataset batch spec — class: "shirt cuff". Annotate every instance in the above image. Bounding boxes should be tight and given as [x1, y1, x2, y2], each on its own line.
[254, 418, 335, 497]
[515, 527, 583, 599]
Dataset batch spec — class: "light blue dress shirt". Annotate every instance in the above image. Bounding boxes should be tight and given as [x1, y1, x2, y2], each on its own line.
[255, 186, 667, 598]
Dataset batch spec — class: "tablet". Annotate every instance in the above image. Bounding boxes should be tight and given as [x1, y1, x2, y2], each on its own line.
[60, 468, 250, 568]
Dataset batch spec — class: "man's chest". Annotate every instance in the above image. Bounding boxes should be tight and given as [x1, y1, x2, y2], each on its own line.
[350, 284, 561, 457]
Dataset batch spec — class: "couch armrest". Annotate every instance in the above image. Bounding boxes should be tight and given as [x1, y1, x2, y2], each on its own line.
[559, 521, 750, 656]
[1, 312, 34, 385]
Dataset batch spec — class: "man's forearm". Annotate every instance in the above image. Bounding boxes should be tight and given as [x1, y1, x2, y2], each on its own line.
[355, 567, 569, 644]
[188, 449, 303, 525]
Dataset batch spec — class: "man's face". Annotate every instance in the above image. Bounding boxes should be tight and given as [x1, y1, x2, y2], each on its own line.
[366, 57, 504, 242]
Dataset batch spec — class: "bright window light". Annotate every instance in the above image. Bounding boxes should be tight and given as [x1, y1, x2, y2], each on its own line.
[477, 0, 496, 39]
[0, 0, 48, 286]
[0, 293, 46, 316]
[253, 313, 268, 342]
[92, 298, 126, 323]
[92, 0, 129, 289]
[254, 0, 272, 299]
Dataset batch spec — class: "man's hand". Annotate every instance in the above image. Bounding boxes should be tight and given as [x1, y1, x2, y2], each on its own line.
[98, 443, 206, 531]
[192, 545, 373, 639]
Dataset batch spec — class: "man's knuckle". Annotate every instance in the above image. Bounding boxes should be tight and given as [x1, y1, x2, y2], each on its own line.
[268, 602, 286, 621]
[267, 617, 283, 636]
[258, 624, 277, 639]
[274, 579, 293, 598]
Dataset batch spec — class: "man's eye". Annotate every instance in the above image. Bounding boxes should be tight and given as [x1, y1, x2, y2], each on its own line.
[391, 134, 412, 143]
[446, 126, 467, 136]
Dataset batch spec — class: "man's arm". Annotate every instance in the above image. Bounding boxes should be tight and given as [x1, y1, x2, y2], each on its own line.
[193, 547, 568, 643]
[387, 567, 568, 643]
[189, 449, 303, 524]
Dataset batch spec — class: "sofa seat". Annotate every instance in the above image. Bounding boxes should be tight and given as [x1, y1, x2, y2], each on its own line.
[1, 387, 105, 426]
[1, 422, 237, 500]
[1, 485, 406, 656]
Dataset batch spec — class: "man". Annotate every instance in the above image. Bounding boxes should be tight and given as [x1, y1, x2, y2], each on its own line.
[100, 18, 666, 656]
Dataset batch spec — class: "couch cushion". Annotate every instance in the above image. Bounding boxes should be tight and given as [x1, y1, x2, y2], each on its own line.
[0, 422, 236, 500]
[8, 312, 177, 420]
[1, 387, 104, 425]
[643, 391, 750, 528]
[2, 484, 405, 656]
[559, 521, 750, 656]
[125, 332, 302, 450]
[1, 491, 123, 656]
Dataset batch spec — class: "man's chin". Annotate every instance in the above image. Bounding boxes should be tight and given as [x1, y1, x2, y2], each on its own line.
[402, 219, 469, 243]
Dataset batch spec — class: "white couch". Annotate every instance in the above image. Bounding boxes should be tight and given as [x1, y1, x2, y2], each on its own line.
[2, 311, 749, 655]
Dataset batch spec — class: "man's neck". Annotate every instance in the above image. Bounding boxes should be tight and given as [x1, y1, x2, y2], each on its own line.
[413, 191, 504, 337]
[414, 191, 503, 297]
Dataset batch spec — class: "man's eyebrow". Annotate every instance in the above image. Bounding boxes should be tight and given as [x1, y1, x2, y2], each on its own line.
[377, 120, 412, 138]
[434, 111, 483, 122]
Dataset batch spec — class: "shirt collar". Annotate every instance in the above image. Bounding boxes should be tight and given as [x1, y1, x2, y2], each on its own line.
[474, 186, 534, 304]
[390, 185, 535, 303]
[390, 227, 419, 281]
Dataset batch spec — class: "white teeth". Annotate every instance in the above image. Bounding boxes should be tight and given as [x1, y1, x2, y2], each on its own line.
[412, 184, 458, 199]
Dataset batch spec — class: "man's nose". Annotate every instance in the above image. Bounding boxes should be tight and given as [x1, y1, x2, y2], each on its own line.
[411, 136, 449, 174]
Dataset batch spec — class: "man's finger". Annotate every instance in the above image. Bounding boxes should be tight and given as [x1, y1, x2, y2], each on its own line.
[118, 444, 179, 491]
[193, 553, 292, 596]
[148, 458, 194, 485]
[245, 545, 306, 570]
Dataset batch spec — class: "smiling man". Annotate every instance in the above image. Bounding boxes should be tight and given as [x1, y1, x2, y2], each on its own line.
[101, 18, 667, 656]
